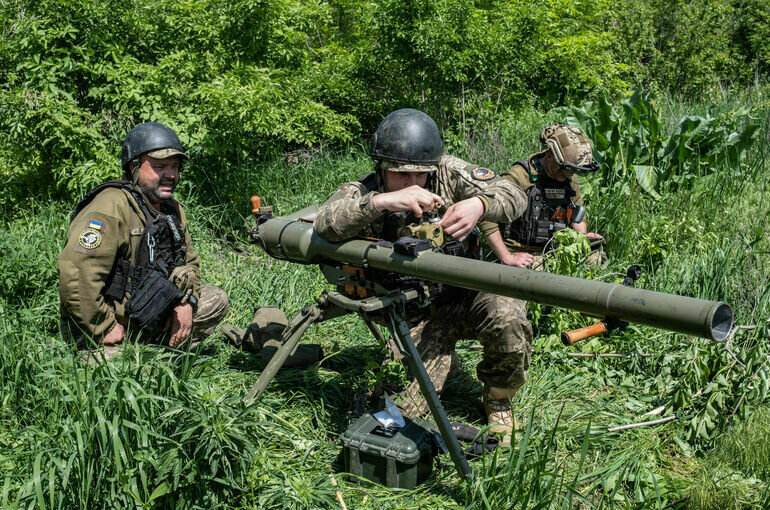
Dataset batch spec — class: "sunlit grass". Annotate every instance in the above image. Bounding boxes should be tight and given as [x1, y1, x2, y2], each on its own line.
[1, 94, 769, 508]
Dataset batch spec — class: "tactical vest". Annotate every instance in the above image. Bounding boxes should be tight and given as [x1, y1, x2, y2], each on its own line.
[71, 180, 188, 330]
[500, 161, 583, 246]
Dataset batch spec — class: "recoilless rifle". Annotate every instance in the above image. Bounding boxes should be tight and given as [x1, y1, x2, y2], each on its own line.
[244, 197, 734, 481]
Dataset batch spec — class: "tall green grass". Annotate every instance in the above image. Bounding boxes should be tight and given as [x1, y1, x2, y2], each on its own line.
[1, 92, 769, 508]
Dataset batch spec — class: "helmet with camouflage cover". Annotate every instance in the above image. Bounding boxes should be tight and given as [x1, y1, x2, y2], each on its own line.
[537, 123, 598, 174]
[370, 109, 442, 173]
[121, 122, 189, 173]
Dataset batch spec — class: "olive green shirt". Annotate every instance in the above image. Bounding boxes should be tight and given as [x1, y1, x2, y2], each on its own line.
[58, 186, 200, 339]
[314, 155, 527, 241]
[477, 163, 583, 240]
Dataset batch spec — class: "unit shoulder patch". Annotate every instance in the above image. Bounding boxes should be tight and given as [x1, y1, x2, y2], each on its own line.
[78, 228, 102, 250]
[471, 167, 496, 181]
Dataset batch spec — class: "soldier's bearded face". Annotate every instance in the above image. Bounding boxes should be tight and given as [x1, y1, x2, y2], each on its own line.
[136, 155, 181, 206]
[543, 151, 571, 182]
[383, 170, 429, 192]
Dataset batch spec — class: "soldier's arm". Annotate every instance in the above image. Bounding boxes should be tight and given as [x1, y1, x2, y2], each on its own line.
[57, 191, 131, 339]
[568, 176, 601, 239]
[314, 183, 384, 241]
[440, 156, 528, 224]
[477, 171, 523, 240]
[476, 219, 500, 240]
[175, 205, 201, 303]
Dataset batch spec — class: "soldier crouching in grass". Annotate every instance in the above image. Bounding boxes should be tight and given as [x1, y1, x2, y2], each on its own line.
[479, 124, 607, 271]
[58, 122, 228, 361]
[313, 108, 532, 445]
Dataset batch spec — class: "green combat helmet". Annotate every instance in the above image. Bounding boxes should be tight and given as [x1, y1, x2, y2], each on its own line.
[371, 108, 442, 173]
[535, 123, 599, 174]
[121, 122, 189, 177]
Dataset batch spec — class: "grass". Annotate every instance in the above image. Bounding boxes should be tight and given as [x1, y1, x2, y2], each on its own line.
[1, 91, 769, 508]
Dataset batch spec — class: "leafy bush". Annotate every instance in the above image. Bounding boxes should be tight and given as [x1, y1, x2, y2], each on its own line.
[2, 0, 767, 210]
[557, 89, 760, 197]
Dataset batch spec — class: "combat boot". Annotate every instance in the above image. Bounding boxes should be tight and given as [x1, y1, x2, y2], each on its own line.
[483, 386, 519, 447]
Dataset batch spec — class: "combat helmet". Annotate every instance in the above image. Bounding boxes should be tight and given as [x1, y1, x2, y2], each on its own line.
[121, 122, 189, 172]
[370, 109, 442, 172]
[535, 123, 598, 174]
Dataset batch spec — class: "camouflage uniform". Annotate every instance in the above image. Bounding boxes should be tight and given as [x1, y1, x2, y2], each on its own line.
[478, 124, 606, 271]
[58, 184, 228, 352]
[314, 155, 533, 418]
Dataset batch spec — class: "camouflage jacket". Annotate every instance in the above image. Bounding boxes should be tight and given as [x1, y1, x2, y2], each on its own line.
[58, 185, 200, 339]
[314, 155, 527, 241]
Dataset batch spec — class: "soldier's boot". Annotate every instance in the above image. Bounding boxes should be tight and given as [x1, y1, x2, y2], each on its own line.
[483, 386, 519, 447]
[222, 306, 288, 352]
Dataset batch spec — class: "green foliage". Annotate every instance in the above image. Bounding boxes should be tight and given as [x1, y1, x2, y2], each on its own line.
[558, 89, 760, 197]
[546, 228, 591, 275]
[690, 407, 770, 509]
[2, 0, 768, 210]
[733, 0, 770, 77]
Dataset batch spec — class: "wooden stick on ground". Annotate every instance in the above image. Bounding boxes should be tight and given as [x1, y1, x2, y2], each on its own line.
[608, 415, 676, 432]
[330, 475, 348, 510]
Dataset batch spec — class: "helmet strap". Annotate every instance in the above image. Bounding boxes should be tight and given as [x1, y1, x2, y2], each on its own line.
[130, 157, 141, 185]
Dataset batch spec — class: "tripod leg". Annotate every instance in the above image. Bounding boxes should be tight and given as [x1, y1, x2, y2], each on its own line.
[385, 304, 472, 481]
[363, 318, 388, 348]
[245, 305, 322, 404]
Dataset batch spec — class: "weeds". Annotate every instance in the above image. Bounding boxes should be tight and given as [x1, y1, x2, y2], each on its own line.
[1, 93, 769, 508]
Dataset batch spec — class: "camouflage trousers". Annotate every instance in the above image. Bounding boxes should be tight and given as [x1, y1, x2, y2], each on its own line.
[79, 285, 229, 362]
[387, 289, 532, 418]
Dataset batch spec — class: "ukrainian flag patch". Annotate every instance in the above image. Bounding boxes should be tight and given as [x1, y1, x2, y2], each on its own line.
[89, 220, 103, 230]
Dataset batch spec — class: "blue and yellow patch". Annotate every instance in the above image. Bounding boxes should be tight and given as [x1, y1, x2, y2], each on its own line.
[88, 220, 103, 230]
[471, 167, 496, 181]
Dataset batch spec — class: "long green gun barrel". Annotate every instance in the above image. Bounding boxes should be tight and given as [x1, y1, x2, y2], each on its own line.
[255, 206, 733, 341]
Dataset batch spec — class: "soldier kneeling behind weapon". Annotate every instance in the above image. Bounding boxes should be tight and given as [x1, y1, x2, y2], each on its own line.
[312, 108, 532, 446]
[479, 123, 607, 271]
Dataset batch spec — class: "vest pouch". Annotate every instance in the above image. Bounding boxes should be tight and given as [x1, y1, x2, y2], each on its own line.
[103, 259, 130, 301]
[125, 268, 183, 334]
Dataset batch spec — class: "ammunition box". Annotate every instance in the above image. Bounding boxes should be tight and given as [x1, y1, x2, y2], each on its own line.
[340, 412, 435, 489]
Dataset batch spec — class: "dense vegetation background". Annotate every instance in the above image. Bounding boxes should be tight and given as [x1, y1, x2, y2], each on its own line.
[2, 0, 770, 208]
[1, 0, 770, 508]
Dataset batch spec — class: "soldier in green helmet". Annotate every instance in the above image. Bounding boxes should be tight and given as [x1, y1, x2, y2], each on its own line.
[58, 122, 229, 360]
[314, 108, 532, 445]
[479, 123, 606, 270]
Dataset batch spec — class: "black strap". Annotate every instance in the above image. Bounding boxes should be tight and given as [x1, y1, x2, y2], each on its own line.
[357, 172, 378, 193]
[70, 179, 134, 222]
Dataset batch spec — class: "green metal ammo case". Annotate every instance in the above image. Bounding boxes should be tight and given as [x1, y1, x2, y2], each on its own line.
[340, 412, 435, 489]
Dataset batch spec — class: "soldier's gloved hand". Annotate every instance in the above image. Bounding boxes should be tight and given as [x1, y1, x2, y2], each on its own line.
[501, 251, 535, 268]
[439, 197, 485, 241]
[167, 303, 193, 347]
[372, 185, 444, 217]
[103, 322, 125, 345]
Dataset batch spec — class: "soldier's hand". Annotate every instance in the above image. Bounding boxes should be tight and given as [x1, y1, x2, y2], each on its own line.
[584, 232, 603, 240]
[439, 197, 485, 241]
[501, 251, 535, 268]
[103, 322, 125, 345]
[167, 303, 193, 347]
[372, 185, 444, 216]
